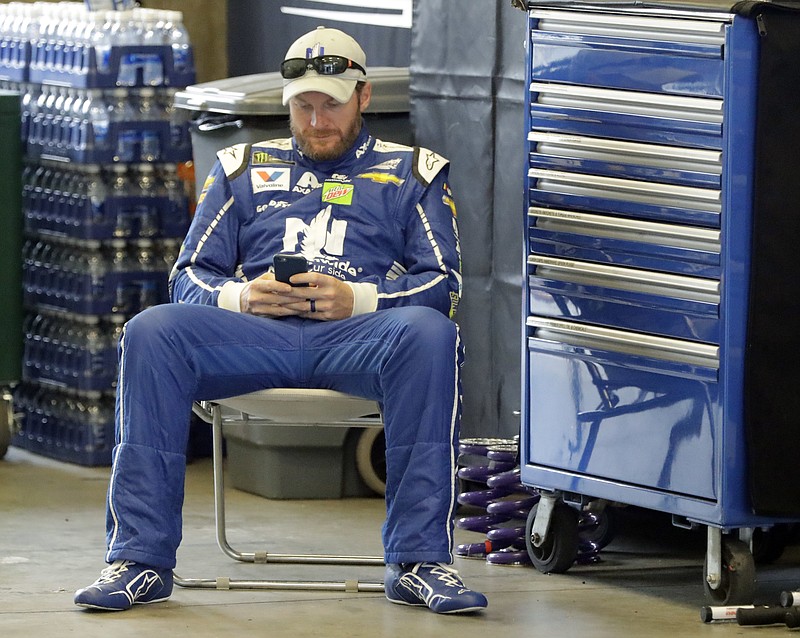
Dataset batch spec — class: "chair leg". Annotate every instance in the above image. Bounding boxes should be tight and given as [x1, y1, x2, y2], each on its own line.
[175, 403, 385, 592]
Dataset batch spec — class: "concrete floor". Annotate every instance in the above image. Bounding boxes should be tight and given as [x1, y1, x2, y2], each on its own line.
[2, 445, 800, 637]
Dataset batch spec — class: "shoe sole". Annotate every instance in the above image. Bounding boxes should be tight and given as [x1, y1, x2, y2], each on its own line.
[436, 605, 487, 614]
[75, 596, 171, 611]
[385, 595, 426, 608]
[386, 594, 486, 614]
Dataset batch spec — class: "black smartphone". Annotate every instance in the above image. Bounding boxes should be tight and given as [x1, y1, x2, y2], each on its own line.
[273, 253, 309, 286]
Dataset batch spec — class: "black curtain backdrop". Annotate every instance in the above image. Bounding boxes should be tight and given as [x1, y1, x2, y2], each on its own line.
[410, 1, 527, 438]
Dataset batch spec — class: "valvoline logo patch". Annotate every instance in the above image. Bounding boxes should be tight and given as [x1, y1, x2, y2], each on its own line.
[322, 181, 355, 205]
[251, 168, 291, 193]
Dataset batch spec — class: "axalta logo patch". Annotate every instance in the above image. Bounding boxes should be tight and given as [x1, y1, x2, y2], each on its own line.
[252, 168, 291, 193]
[322, 181, 355, 205]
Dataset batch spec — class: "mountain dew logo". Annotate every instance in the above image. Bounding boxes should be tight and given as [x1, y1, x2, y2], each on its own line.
[322, 181, 355, 205]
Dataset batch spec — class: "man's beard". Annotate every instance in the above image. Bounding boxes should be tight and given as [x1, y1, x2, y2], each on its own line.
[291, 116, 362, 161]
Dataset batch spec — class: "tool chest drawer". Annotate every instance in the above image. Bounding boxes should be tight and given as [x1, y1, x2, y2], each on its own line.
[529, 15, 725, 97]
[527, 256, 720, 342]
[529, 83, 723, 150]
[528, 206, 721, 277]
[526, 321, 719, 500]
[528, 133, 721, 189]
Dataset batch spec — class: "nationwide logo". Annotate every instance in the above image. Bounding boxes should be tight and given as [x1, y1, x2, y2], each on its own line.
[252, 168, 291, 193]
[283, 205, 347, 259]
[322, 181, 355, 205]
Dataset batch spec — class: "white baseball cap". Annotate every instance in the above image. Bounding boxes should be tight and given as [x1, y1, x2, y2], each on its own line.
[281, 27, 368, 105]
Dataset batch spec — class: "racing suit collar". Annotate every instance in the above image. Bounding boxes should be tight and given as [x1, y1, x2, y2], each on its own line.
[293, 119, 372, 173]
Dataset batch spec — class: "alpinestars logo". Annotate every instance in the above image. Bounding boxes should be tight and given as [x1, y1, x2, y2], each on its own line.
[282, 205, 358, 278]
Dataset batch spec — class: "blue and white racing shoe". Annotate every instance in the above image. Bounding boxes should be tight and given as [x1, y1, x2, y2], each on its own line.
[384, 562, 488, 614]
[74, 560, 173, 611]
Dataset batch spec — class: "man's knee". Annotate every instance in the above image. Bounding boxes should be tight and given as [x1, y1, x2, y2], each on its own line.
[125, 304, 170, 335]
[391, 307, 459, 354]
[122, 304, 191, 351]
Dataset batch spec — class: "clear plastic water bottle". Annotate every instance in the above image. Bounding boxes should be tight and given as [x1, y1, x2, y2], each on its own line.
[86, 89, 111, 159]
[137, 88, 163, 161]
[110, 241, 134, 314]
[50, 86, 68, 152]
[42, 4, 59, 73]
[62, 3, 84, 75]
[110, 165, 133, 238]
[10, 3, 32, 72]
[20, 84, 34, 145]
[109, 88, 137, 161]
[135, 164, 159, 237]
[115, 9, 142, 86]
[68, 88, 86, 156]
[140, 8, 165, 86]
[85, 249, 107, 314]
[160, 162, 186, 223]
[70, 8, 92, 76]
[91, 11, 114, 75]
[84, 164, 108, 231]
[162, 88, 188, 153]
[165, 10, 191, 75]
[51, 3, 68, 73]
[21, 3, 42, 71]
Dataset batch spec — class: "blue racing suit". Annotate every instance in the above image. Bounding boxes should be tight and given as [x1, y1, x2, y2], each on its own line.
[104, 124, 465, 568]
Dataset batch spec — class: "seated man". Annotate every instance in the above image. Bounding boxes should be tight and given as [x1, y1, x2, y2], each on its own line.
[74, 27, 487, 615]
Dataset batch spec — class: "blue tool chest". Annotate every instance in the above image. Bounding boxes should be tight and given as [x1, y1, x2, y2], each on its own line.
[518, 0, 800, 603]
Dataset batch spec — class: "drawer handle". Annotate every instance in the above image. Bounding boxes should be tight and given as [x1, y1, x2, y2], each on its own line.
[528, 255, 719, 299]
[528, 131, 722, 172]
[530, 82, 723, 123]
[529, 206, 721, 252]
[527, 317, 719, 368]
[530, 8, 730, 45]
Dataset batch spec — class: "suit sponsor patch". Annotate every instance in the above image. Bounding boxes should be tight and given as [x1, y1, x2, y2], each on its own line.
[357, 172, 404, 187]
[252, 168, 291, 193]
[322, 181, 355, 205]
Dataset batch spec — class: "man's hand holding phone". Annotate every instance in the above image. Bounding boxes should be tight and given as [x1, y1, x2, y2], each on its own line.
[273, 253, 309, 286]
[239, 253, 354, 320]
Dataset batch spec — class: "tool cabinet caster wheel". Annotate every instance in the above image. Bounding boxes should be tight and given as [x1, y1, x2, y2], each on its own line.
[703, 539, 756, 605]
[525, 501, 579, 574]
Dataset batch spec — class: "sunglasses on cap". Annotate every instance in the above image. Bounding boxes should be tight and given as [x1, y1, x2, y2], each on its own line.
[280, 55, 366, 80]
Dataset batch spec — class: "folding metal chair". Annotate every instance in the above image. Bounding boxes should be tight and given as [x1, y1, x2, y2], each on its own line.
[174, 388, 385, 593]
